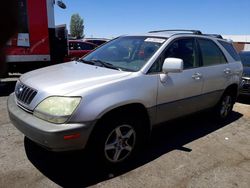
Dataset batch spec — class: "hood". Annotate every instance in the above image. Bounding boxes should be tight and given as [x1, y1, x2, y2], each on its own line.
[20, 61, 132, 96]
[243, 66, 250, 78]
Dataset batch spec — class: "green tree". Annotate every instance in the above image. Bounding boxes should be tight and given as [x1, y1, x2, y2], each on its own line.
[70, 13, 84, 39]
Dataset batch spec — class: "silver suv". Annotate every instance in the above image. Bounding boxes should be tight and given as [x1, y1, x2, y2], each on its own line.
[8, 30, 243, 165]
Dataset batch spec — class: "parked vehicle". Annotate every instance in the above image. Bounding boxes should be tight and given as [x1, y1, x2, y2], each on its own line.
[64, 40, 98, 61]
[8, 30, 243, 165]
[83, 38, 109, 46]
[239, 51, 250, 95]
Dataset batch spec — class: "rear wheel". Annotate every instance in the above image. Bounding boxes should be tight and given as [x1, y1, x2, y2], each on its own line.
[214, 92, 235, 120]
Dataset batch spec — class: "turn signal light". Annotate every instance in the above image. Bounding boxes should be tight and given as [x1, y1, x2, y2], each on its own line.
[63, 133, 80, 140]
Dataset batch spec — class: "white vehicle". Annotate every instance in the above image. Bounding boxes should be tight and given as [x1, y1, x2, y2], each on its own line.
[8, 30, 243, 165]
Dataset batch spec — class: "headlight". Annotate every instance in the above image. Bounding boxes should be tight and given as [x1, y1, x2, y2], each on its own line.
[34, 96, 81, 124]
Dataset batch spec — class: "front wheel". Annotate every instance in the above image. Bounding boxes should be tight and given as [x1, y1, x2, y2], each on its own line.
[88, 115, 144, 166]
[104, 124, 136, 163]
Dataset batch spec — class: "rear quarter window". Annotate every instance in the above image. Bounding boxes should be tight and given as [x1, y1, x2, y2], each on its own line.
[218, 40, 240, 61]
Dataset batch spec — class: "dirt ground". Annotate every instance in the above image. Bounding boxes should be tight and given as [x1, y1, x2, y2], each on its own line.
[0, 79, 249, 188]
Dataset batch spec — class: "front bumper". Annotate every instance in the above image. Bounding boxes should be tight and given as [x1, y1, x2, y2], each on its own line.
[239, 77, 250, 96]
[7, 93, 95, 151]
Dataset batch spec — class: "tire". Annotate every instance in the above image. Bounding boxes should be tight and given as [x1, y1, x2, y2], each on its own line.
[88, 114, 144, 166]
[214, 91, 235, 120]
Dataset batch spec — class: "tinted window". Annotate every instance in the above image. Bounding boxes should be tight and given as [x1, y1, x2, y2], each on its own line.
[198, 39, 227, 66]
[218, 41, 240, 61]
[86, 40, 107, 46]
[69, 42, 79, 50]
[80, 43, 96, 50]
[69, 42, 96, 50]
[149, 38, 198, 73]
[75, 43, 82, 50]
[18, 0, 29, 33]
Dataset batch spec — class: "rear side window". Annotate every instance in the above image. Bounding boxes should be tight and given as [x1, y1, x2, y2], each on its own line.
[86, 40, 107, 46]
[69, 42, 75, 50]
[69, 42, 96, 50]
[198, 39, 227, 66]
[69, 42, 82, 50]
[218, 41, 240, 61]
[80, 43, 96, 50]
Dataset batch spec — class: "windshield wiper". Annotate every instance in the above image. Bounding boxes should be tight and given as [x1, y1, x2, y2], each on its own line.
[78, 59, 122, 71]
[77, 59, 95, 65]
[91, 59, 122, 71]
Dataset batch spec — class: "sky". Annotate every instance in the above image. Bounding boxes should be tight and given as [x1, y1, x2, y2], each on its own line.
[55, 0, 250, 38]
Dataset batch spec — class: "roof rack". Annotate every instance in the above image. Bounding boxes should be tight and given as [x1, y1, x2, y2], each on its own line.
[148, 29, 202, 35]
[148, 30, 224, 39]
[203, 34, 223, 39]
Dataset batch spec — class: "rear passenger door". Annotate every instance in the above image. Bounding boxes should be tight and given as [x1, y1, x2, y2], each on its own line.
[196, 38, 231, 108]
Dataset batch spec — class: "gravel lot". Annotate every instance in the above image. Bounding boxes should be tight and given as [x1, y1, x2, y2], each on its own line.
[0, 79, 250, 188]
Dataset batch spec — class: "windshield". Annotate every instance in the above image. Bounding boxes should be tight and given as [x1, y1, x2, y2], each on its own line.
[82, 36, 166, 71]
[239, 52, 250, 67]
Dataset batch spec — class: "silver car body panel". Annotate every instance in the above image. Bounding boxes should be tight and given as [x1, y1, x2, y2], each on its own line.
[19, 62, 133, 110]
[8, 93, 95, 151]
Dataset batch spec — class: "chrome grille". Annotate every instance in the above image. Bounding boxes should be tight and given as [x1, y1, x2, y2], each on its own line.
[240, 84, 250, 93]
[15, 82, 37, 105]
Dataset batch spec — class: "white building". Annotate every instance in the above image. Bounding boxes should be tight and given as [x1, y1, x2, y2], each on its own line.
[222, 35, 250, 52]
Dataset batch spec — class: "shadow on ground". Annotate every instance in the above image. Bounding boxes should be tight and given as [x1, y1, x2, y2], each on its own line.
[237, 95, 250, 105]
[24, 111, 243, 187]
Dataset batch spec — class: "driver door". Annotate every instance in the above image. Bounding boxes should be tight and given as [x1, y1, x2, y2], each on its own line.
[151, 37, 204, 124]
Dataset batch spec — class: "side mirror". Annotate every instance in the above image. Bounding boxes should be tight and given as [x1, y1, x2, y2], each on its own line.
[162, 58, 183, 74]
[57, 1, 67, 9]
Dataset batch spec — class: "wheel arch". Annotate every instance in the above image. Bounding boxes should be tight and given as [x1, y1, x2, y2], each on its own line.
[89, 103, 152, 145]
[223, 83, 239, 102]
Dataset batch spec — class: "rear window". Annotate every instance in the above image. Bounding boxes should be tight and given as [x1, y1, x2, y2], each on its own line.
[218, 41, 240, 61]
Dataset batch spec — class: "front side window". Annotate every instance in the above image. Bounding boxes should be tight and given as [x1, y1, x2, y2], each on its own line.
[83, 36, 165, 71]
[198, 39, 227, 66]
[149, 38, 198, 73]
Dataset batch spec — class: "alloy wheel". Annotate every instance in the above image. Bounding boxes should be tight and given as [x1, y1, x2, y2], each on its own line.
[104, 124, 136, 163]
[220, 95, 232, 118]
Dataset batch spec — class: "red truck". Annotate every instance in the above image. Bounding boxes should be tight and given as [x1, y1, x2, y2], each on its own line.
[5, 0, 68, 74]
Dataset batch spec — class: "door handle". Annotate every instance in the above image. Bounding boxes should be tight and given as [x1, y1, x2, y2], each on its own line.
[192, 72, 202, 80]
[224, 68, 231, 75]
